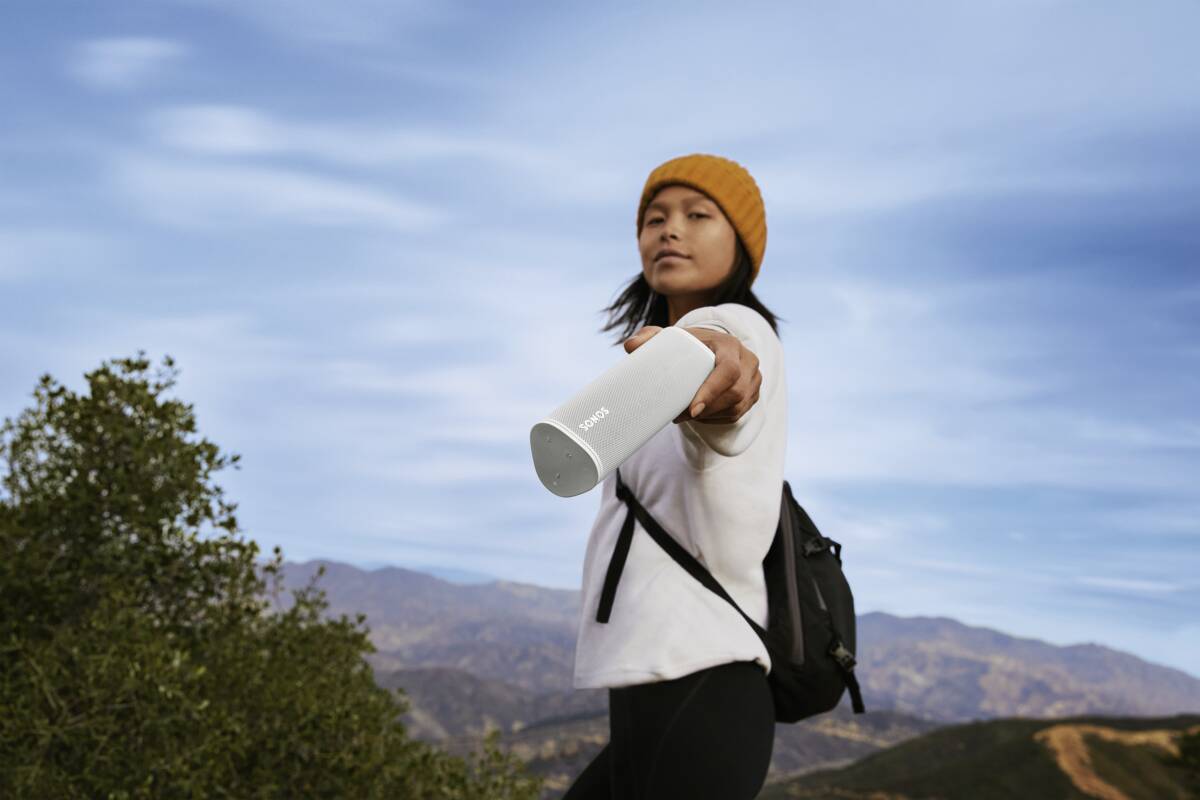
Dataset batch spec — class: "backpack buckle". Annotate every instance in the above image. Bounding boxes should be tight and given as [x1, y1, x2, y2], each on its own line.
[803, 537, 831, 556]
[828, 639, 857, 671]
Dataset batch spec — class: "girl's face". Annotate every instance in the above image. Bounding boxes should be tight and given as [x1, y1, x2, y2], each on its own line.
[638, 184, 738, 322]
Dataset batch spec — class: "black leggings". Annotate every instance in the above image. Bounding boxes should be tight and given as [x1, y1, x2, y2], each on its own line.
[562, 660, 775, 800]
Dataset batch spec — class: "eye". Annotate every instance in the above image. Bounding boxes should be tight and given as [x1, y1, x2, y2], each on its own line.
[645, 212, 706, 225]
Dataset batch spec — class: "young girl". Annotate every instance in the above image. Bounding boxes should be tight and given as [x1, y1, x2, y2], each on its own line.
[563, 153, 788, 799]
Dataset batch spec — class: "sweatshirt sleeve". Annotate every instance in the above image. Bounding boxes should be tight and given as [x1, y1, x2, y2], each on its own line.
[673, 302, 780, 459]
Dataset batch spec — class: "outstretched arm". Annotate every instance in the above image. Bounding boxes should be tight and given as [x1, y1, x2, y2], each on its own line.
[622, 325, 762, 425]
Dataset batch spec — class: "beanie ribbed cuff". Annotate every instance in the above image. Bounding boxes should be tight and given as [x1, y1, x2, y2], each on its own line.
[637, 153, 767, 284]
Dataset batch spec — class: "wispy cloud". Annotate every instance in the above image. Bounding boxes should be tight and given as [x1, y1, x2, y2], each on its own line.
[144, 105, 537, 165]
[756, 147, 1156, 220]
[375, 453, 530, 485]
[902, 557, 1012, 578]
[1076, 575, 1188, 594]
[0, 227, 121, 283]
[5, 2, 1198, 677]
[169, 0, 461, 45]
[142, 104, 632, 203]
[108, 153, 447, 231]
[67, 37, 188, 91]
[1103, 501, 1200, 538]
[772, 271, 1200, 494]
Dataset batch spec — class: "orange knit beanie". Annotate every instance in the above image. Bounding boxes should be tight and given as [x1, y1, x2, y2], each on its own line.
[636, 153, 767, 284]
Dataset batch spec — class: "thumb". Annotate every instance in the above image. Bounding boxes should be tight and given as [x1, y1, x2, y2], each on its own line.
[625, 326, 658, 352]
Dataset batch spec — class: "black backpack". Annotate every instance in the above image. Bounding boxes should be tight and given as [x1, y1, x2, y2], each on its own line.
[595, 467, 865, 723]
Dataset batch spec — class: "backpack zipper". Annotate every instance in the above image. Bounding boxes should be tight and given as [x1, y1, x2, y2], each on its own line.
[780, 503, 805, 663]
[810, 575, 828, 611]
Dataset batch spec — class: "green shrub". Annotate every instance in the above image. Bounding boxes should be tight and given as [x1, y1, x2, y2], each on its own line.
[0, 352, 542, 799]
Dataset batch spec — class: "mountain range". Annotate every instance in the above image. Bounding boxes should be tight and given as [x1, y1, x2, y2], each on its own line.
[272, 559, 1200, 797]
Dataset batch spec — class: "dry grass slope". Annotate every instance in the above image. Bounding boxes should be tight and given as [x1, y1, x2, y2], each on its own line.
[1034, 722, 1200, 800]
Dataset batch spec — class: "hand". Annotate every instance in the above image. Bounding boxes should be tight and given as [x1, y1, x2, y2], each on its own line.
[624, 325, 762, 425]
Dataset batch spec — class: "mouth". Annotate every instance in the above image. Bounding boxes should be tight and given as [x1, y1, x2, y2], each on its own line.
[655, 250, 688, 262]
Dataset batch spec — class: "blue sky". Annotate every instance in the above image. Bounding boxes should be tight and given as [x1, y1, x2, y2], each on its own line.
[2, 1, 1198, 679]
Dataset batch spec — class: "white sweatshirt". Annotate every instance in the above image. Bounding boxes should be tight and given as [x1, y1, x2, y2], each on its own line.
[572, 302, 788, 689]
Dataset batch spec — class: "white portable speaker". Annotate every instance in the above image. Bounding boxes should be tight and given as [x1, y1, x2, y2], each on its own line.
[530, 326, 715, 497]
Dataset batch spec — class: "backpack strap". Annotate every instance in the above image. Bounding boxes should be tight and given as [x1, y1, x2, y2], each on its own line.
[595, 468, 767, 641]
[599, 469, 867, 714]
[594, 483, 637, 623]
[829, 636, 866, 713]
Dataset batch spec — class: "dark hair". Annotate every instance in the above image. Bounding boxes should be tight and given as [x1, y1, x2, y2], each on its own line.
[597, 236, 786, 347]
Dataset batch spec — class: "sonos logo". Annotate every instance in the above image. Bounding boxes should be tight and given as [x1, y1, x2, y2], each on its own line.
[578, 406, 610, 432]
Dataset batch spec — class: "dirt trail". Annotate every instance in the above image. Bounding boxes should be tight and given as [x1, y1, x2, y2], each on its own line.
[1033, 722, 1200, 800]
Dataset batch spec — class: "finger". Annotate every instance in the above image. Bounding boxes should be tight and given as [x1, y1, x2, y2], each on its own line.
[689, 352, 740, 417]
[705, 366, 760, 414]
[624, 325, 662, 353]
[690, 368, 761, 424]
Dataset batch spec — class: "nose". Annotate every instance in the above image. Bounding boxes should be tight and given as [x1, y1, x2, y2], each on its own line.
[659, 215, 681, 241]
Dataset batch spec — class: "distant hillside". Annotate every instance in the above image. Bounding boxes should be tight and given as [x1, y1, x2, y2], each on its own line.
[758, 713, 1200, 800]
[505, 704, 942, 799]
[274, 560, 1200, 799]
[375, 665, 606, 740]
[857, 613, 1200, 721]
[383, 666, 942, 799]
[416, 565, 498, 584]
[275, 559, 580, 693]
[277, 559, 1200, 722]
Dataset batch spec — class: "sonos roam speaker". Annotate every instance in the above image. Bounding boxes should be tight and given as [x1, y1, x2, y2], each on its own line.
[530, 326, 716, 497]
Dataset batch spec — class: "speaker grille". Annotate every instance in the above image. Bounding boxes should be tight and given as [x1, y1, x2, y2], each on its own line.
[543, 327, 714, 478]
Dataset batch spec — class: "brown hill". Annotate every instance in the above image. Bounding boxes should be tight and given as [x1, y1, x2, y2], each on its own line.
[758, 713, 1200, 800]
[278, 559, 1200, 724]
[857, 614, 1200, 720]
[275, 560, 1200, 799]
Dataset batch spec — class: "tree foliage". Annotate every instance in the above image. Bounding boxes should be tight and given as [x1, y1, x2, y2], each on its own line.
[1164, 725, 1200, 793]
[0, 352, 543, 799]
